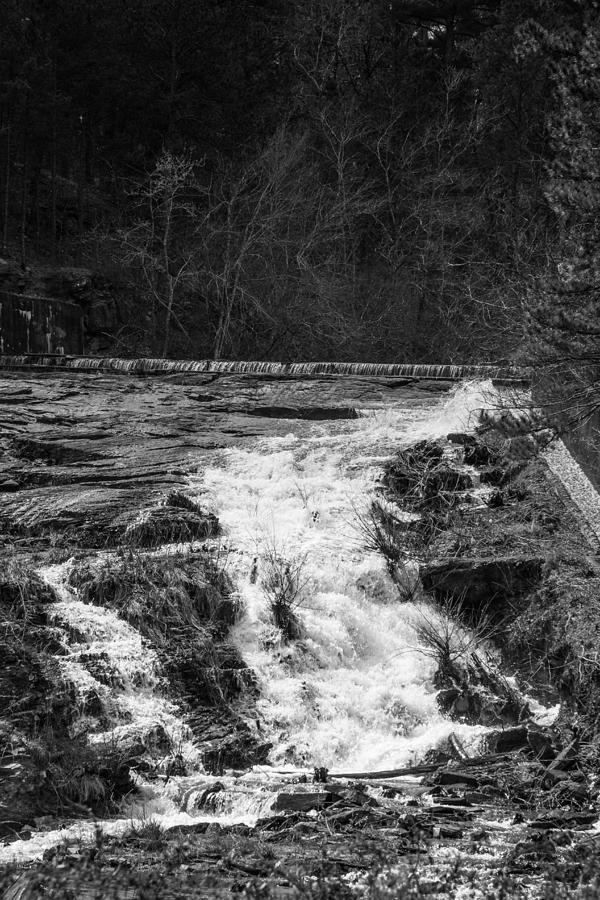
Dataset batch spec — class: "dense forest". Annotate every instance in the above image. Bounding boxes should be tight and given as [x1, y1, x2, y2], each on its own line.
[0, 0, 598, 382]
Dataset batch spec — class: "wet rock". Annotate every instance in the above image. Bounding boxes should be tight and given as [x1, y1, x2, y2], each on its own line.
[123, 505, 220, 547]
[81, 688, 105, 717]
[446, 433, 500, 467]
[435, 650, 531, 726]
[420, 555, 543, 619]
[273, 792, 329, 812]
[528, 809, 597, 830]
[11, 437, 102, 465]
[0, 479, 19, 492]
[163, 643, 255, 706]
[509, 832, 558, 870]
[485, 724, 529, 754]
[433, 770, 480, 789]
[527, 724, 561, 762]
[201, 732, 272, 774]
[246, 406, 358, 420]
[464, 442, 499, 467]
[78, 652, 124, 689]
[96, 724, 173, 760]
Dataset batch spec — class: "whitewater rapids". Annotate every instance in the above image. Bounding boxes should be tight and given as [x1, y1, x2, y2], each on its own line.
[0, 379, 513, 863]
[197, 380, 498, 771]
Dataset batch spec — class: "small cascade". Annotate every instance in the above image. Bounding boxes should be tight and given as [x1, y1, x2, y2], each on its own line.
[40, 563, 199, 766]
[0, 352, 528, 382]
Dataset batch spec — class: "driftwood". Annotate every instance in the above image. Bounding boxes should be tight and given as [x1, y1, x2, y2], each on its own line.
[329, 751, 513, 781]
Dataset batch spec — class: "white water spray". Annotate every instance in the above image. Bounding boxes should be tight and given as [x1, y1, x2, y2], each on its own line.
[198, 381, 496, 771]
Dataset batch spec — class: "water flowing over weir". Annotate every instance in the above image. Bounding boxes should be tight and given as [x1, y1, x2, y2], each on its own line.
[0, 353, 528, 383]
[0, 380, 531, 864]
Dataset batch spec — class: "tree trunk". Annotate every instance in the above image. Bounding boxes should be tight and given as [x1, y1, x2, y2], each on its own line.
[2, 124, 10, 256]
[20, 135, 28, 269]
[161, 193, 174, 356]
[162, 275, 175, 357]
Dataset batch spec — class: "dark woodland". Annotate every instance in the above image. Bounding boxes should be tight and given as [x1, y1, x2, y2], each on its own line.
[1, 0, 596, 378]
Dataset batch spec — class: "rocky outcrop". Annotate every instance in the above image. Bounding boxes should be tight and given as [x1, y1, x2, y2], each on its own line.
[0, 292, 83, 355]
[201, 730, 272, 775]
[420, 556, 544, 620]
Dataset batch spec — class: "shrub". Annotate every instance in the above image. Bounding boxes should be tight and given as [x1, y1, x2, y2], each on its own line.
[353, 499, 421, 599]
[259, 546, 307, 642]
[70, 551, 236, 645]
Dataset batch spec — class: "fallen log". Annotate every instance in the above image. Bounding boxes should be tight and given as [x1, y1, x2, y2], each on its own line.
[329, 764, 439, 780]
[329, 752, 515, 781]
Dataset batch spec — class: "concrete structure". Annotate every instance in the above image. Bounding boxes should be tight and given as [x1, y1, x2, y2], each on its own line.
[0, 292, 84, 355]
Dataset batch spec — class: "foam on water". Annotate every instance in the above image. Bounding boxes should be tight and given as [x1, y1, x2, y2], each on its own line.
[198, 381, 497, 771]
[41, 564, 199, 762]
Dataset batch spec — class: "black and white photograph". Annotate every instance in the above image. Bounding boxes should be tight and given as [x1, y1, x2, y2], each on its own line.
[1, 1, 600, 896]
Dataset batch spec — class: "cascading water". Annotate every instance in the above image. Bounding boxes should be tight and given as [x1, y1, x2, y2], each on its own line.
[0, 379, 529, 864]
[0, 353, 526, 382]
[197, 382, 496, 773]
[41, 564, 199, 757]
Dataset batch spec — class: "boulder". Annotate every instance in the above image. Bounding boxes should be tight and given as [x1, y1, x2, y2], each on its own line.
[272, 792, 328, 812]
[122, 505, 220, 547]
[484, 724, 529, 754]
[201, 733, 272, 775]
[420, 555, 543, 619]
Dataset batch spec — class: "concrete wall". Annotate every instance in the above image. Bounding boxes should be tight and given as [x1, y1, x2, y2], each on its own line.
[0, 292, 84, 355]
[565, 418, 600, 494]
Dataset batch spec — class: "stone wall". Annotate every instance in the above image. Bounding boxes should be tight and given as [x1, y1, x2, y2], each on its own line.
[564, 418, 600, 494]
[0, 292, 84, 355]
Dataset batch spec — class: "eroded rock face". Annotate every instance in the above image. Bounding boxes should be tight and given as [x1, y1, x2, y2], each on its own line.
[201, 732, 272, 775]
[245, 406, 358, 420]
[420, 556, 544, 620]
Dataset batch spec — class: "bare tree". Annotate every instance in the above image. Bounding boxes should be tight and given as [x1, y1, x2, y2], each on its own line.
[195, 130, 314, 359]
[120, 151, 197, 357]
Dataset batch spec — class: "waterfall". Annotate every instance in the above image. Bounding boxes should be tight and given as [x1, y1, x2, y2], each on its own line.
[0, 379, 531, 864]
[0, 353, 528, 383]
[195, 381, 495, 773]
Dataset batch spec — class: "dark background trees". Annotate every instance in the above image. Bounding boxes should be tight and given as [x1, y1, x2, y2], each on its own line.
[0, 0, 568, 362]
